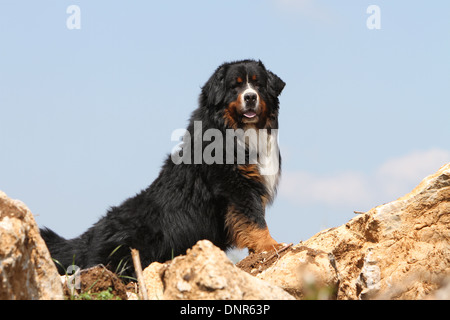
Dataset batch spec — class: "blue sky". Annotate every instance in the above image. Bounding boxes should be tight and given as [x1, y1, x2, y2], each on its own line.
[1, 1, 449, 255]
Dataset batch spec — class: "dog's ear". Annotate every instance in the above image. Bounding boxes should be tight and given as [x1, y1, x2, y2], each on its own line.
[201, 63, 227, 106]
[267, 70, 285, 97]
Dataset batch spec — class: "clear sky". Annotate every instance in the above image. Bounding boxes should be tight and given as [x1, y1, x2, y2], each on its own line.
[1, 1, 449, 256]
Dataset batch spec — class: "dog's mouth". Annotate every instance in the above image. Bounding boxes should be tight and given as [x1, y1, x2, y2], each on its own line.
[241, 110, 259, 124]
[243, 111, 257, 119]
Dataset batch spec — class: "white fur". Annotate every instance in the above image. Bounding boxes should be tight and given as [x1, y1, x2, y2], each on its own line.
[258, 133, 280, 202]
[240, 81, 260, 109]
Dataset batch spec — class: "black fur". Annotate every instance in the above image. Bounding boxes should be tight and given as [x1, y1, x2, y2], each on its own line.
[40, 59, 285, 275]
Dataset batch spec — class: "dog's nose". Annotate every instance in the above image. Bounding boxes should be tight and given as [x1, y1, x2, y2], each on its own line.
[244, 92, 257, 104]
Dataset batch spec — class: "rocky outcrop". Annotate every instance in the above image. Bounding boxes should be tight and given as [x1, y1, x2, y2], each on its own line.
[0, 191, 63, 300]
[254, 163, 450, 299]
[143, 240, 295, 300]
[1, 163, 448, 300]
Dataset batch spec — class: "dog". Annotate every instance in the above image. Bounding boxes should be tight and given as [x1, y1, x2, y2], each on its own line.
[41, 59, 286, 275]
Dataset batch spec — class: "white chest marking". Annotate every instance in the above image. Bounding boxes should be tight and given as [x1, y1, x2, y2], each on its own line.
[258, 133, 280, 203]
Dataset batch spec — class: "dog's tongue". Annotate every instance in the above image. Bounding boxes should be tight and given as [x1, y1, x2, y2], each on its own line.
[243, 111, 257, 118]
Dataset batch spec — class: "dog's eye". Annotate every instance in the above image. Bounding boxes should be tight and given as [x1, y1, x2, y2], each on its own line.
[230, 77, 244, 89]
[250, 75, 260, 87]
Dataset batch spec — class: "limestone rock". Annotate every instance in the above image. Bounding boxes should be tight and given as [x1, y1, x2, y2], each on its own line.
[256, 163, 450, 299]
[143, 240, 295, 300]
[256, 246, 339, 299]
[142, 261, 165, 300]
[0, 191, 64, 300]
[2, 161, 448, 300]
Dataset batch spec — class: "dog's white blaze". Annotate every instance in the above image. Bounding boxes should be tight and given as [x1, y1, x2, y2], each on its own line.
[240, 81, 260, 109]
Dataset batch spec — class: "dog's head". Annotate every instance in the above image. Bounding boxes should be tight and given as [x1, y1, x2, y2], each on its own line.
[200, 59, 285, 130]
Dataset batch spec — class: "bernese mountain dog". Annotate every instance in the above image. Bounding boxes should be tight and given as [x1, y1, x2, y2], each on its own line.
[41, 59, 286, 275]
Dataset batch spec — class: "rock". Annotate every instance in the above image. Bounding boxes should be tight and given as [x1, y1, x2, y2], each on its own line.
[143, 240, 295, 300]
[0, 191, 64, 300]
[2, 162, 448, 300]
[426, 277, 450, 300]
[142, 261, 165, 300]
[255, 246, 339, 299]
[254, 163, 450, 299]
